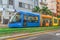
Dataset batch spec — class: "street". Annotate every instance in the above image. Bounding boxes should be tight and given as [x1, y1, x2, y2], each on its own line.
[15, 31, 60, 40]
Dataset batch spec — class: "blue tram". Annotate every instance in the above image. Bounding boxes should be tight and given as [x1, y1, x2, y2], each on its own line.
[8, 11, 40, 28]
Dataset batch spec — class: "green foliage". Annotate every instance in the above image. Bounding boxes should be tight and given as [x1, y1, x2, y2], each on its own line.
[32, 6, 40, 12]
[32, 6, 53, 15]
[0, 26, 60, 37]
[40, 6, 52, 15]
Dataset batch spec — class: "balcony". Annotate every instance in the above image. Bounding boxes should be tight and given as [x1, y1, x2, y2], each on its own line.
[7, 5, 14, 9]
[49, 8, 54, 10]
[0, 4, 15, 12]
[7, 8, 15, 12]
[40, 2, 48, 6]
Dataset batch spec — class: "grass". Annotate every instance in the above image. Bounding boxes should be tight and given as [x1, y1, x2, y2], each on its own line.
[0, 26, 60, 37]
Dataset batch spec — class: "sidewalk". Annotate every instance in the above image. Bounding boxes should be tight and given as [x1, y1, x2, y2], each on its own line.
[0, 30, 60, 40]
[0, 24, 7, 28]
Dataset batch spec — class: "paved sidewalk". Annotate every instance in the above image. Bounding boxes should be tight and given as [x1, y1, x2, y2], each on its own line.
[0, 24, 7, 28]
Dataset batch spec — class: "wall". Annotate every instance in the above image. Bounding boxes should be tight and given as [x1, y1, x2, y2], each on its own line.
[47, 0, 56, 13]
[14, 0, 35, 12]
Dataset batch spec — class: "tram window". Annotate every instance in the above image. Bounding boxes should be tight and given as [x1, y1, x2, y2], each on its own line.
[9, 12, 21, 23]
[45, 19, 49, 23]
[54, 19, 57, 23]
[28, 16, 38, 23]
[24, 15, 27, 22]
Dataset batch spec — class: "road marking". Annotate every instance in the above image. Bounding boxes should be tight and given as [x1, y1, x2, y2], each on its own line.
[6, 32, 47, 40]
[5, 30, 60, 40]
[6, 34, 39, 40]
[56, 33, 60, 36]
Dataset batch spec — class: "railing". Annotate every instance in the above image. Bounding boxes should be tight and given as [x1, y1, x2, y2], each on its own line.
[0, 4, 14, 9]
[7, 5, 14, 9]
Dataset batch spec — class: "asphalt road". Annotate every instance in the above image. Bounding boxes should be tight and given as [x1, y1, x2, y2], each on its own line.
[16, 32, 60, 40]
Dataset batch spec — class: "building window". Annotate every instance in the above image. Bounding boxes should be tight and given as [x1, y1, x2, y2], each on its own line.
[30, 0, 34, 1]
[34, 0, 38, 6]
[30, 5, 33, 9]
[19, 2, 22, 7]
[9, 0, 13, 5]
[26, 4, 33, 9]
[57, 2, 60, 4]
[57, 6, 60, 9]
[0, 0, 2, 4]
[28, 4, 30, 9]
[19, 2, 25, 8]
[45, 0, 46, 2]
[22, 3, 25, 8]
[19, 2, 33, 9]
[25, 4, 28, 8]
[41, 0, 43, 2]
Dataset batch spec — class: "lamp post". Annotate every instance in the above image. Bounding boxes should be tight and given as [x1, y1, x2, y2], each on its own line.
[1, 8, 5, 24]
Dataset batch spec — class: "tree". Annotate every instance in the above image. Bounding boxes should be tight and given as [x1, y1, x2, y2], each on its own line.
[40, 6, 52, 15]
[32, 6, 53, 15]
[47, 10, 53, 15]
[32, 6, 40, 13]
[40, 6, 47, 14]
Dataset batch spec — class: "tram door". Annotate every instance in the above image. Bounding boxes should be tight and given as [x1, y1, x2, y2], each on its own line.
[45, 19, 49, 26]
[42, 19, 45, 26]
[42, 19, 49, 26]
[49, 19, 52, 26]
[23, 15, 27, 27]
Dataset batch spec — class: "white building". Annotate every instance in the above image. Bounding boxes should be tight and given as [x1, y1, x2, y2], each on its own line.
[47, 0, 56, 13]
[0, 0, 15, 24]
[0, 0, 39, 24]
[14, 0, 39, 11]
[39, 0, 48, 8]
[39, 0, 56, 13]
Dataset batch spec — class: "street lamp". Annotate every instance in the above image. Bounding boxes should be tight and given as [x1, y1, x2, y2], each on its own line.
[1, 8, 5, 24]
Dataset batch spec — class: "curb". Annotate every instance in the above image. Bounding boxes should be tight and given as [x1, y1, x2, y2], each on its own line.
[0, 30, 60, 40]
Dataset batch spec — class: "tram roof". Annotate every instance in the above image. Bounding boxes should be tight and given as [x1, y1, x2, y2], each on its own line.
[16, 10, 40, 16]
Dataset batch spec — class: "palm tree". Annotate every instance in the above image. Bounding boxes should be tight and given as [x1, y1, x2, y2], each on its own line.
[40, 6, 52, 15]
[32, 6, 52, 16]
[40, 6, 47, 14]
[32, 6, 40, 13]
[47, 10, 53, 15]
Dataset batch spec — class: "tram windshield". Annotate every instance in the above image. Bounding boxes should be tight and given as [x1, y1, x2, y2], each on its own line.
[9, 12, 21, 23]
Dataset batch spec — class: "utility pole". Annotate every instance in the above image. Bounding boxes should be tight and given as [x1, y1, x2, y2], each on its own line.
[1, 8, 5, 24]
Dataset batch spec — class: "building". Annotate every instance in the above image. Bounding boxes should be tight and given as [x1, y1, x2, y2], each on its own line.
[56, 0, 60, 15]
[39, 0, 56, 14]
[0, 0, 15, 24]
[39, 0, 48, 8]
[39, 0, 57, 26]
[0, 0, 39, 24]
[47, 0, 56, 14]
[14, 0, 39, 11]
